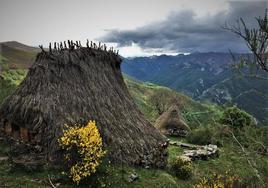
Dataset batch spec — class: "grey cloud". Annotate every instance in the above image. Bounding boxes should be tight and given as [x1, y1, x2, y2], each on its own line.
[99, 1, 267, 53]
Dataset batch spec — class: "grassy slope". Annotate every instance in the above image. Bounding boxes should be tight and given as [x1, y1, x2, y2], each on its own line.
[0, 42, 38, 69]
[0, 69, 27, 104]
[122, 55, 268, 125]
[1, 137, 267, 188]
[0, 42, 35, 103]
[124, 74, 223, 127]
[199, 75, 268, 124]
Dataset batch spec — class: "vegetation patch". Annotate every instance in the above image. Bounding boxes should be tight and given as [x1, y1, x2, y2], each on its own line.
[59, 121, 106, 184]
[170, 156, 193, 180]
[195, 172, 244, 188]
[220, 106, 254, 128]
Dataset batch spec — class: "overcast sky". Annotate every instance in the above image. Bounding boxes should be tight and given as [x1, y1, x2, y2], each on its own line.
[0, 0, 267, 57]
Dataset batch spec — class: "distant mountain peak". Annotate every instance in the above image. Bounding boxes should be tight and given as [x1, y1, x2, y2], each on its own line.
[0, 41, 40, 52]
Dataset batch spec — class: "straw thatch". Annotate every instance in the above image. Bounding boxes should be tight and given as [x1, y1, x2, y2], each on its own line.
[155, 105, 190, 136]
[0, 43, 167, 167]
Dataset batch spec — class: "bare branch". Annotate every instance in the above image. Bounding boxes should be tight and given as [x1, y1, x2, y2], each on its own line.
[48, 175, 57, 188]
[229, 130, 264, 184]
[224, 10, 268, 74]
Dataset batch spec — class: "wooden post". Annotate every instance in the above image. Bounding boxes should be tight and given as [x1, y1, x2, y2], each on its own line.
[4, 121, 12, 135]
[86, 39, 89, 48]
[0, 117, 4, 131]
[49, 43, 52, 53]
[20, 127, 29, 142]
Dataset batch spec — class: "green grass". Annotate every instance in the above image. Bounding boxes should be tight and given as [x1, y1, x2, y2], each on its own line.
[1, 133, 267, 187]
[0, 69, 27, 104]
[0, 54, 9, 71]
[0, 54, 6, 62]
[0, 139, 191, 188]
[1, 69, 27, 85]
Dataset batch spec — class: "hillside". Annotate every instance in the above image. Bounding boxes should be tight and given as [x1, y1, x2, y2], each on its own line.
[199, 75, 268, 123]
[124, 75, 223, 127]
[0, 41, 39, 70]
[122, 53, 268, 124]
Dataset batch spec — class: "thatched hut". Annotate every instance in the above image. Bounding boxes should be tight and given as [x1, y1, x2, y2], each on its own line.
[155, 105, 190, 136]
[0, 43, 167, 167]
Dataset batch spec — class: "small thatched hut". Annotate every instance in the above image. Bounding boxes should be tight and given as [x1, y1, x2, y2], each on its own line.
[155, 105, 190, 136]
[0, 42, 167, 167]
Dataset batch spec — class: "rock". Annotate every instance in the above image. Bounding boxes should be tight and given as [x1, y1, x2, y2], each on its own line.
[169, 141, 219, 161]
[0, 156, 9, 162]
[181, 144, 219, 161]
[128, 173, 139, 182]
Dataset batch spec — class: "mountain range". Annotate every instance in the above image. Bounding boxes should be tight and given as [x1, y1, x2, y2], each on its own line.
[122, 53, 268, 124]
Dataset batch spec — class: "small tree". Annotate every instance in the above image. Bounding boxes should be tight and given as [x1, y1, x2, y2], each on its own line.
[224, 9, 268, 76]
[220, 106, 253, 129]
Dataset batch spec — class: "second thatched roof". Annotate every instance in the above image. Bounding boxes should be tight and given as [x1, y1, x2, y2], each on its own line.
[155, 105, 190, 135]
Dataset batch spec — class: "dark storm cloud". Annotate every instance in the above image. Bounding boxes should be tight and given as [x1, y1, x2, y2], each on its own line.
[99, 1, 267, 53]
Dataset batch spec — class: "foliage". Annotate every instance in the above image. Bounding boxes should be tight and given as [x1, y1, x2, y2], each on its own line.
[0, 69, 27, 104]
[186, 125, 214, 145]
[225, 9, 268, 74]
[58, 120, 106, 184]
[234, 125, 268, 151]
[220, 106, 253, 128]
[195, 172, 244, 188]
[1, 69, 27, 86]
[170, 156, 193, 180]
[0, 54, 9, 71]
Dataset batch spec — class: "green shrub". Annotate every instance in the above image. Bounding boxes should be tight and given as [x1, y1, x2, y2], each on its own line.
[195, 172, 245, 188]
[186, 126, 213, 145]
[170, 156, 193, 180]
[220, 106, 253, 128]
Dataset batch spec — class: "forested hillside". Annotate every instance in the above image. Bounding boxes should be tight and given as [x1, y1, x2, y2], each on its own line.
[122, 53, 268, 124]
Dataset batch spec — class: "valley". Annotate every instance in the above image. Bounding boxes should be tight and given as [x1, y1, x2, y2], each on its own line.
[122, 53, 268, 124]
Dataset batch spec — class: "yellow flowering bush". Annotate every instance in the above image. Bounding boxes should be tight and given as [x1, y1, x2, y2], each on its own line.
[195, 172, 244, 188]
[170, 156, 193, 180]
[59, 120, 106, 184]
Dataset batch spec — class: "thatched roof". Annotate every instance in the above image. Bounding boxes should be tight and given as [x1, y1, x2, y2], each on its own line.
[155, 105, 190, 135]
[0, 42, 167, 167]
